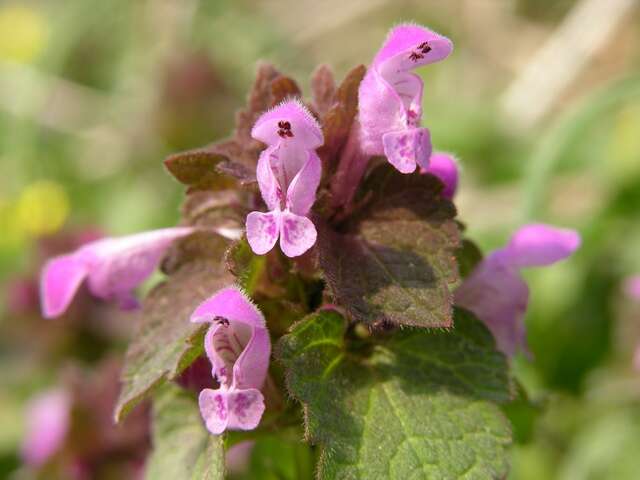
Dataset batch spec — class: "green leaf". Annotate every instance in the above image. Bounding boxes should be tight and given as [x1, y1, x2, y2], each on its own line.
[115, 234, 232, 422]
[227, 435, 316, 480]
[146, 384, 224, 480]
[318, 166, 460, 327]
[224, 236, 266, 295]
[278, 309, 513, 479]
[456, 238, 483, 279]
[164, 146, 237, 191]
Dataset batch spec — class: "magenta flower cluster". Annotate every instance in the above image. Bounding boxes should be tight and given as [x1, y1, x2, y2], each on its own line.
[36, 23, 583, 440]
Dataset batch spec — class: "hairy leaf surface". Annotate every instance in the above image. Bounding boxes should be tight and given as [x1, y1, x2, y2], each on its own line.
[278, 309, 512, 479]
[146, 384, 224, 480]
[319, 166, 460, 327]
[115, 234, 232, 422]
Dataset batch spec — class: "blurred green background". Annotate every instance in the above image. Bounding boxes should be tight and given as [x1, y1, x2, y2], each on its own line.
[1, 0, 640, 478]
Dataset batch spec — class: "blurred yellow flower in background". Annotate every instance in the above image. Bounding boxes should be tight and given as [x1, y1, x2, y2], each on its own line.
[0, 4, 47, 63]
[15, 181, 69, 237]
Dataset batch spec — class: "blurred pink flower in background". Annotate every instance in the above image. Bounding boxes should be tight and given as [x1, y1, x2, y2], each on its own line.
[21, 389, 70, 466]
[456, 224, 581, 356]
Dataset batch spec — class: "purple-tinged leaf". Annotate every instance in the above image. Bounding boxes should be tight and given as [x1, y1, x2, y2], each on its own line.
[317, 65, 366, 167]
[318, 164, 460, 327]
[115, 237, 232, 422]
[310, 64, 337, 118]
[270, 75, 302, 104]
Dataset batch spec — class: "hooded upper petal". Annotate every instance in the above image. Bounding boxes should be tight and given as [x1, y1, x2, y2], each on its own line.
[251, 99, 323, 149]
[191, 286, 265, 327]
[373, 23, 454, 74]
[359, 24, 452, 157]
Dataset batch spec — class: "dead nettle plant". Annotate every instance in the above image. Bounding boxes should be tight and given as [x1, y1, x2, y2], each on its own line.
[39, 24, 581, 479]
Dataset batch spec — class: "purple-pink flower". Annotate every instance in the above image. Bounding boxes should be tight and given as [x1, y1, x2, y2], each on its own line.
[40, 227, 194, 318]
[21, 389, 70, 467]
[191, 286, 271, 434]
[422, 152, 459, 199]
[359, 23, 453, 173]
[246, 99, 323, 258]
[624, 275, 640, 301]
[455, 224, 581, 356]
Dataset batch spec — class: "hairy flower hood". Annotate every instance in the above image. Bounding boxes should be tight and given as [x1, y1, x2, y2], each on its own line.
[246, 99, 323, 258]
[359, 23, 453, 173]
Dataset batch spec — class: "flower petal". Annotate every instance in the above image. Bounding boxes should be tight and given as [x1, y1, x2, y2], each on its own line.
[256, 147, 281, 211]
[199, 388, 265, 434]
[194, 287, 270, 390]
[279, 211, 317, 258]
[251, 99, 323, 148]
[199, 389, 230, 435]
[374, 24, 453, 75]
[269, 141, 309, 194]
[202, 323, 249, 387]
[191, 286, 265, 327]
[382, 128, 432, 173]
[504, 224, 581, 268]
[83, 227, 194, 303]
[246, 210, 280, 255]
[624, 275, 640, 301]
[40, 254, 88, 318]
[232, 326, 270, 391]
[455, 260, 529, 356]
[422, 152, 458, 199]
[286, 150, 321, 216]
[21, 389, 70, 466]
[225, 388, 265, 431]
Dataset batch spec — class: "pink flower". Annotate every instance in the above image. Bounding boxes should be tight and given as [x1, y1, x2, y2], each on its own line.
[21, 389, 70, 466]
[40, 227, 194, 318]
[421, 152, 459, 199]
[624, 275, 640, 301]
[191, 287, 271, 434]
[359, 23, 453, 173]
[225, 440, 254, 475]
[246, 100, 323, 257]
[455, 224, 581, 356]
